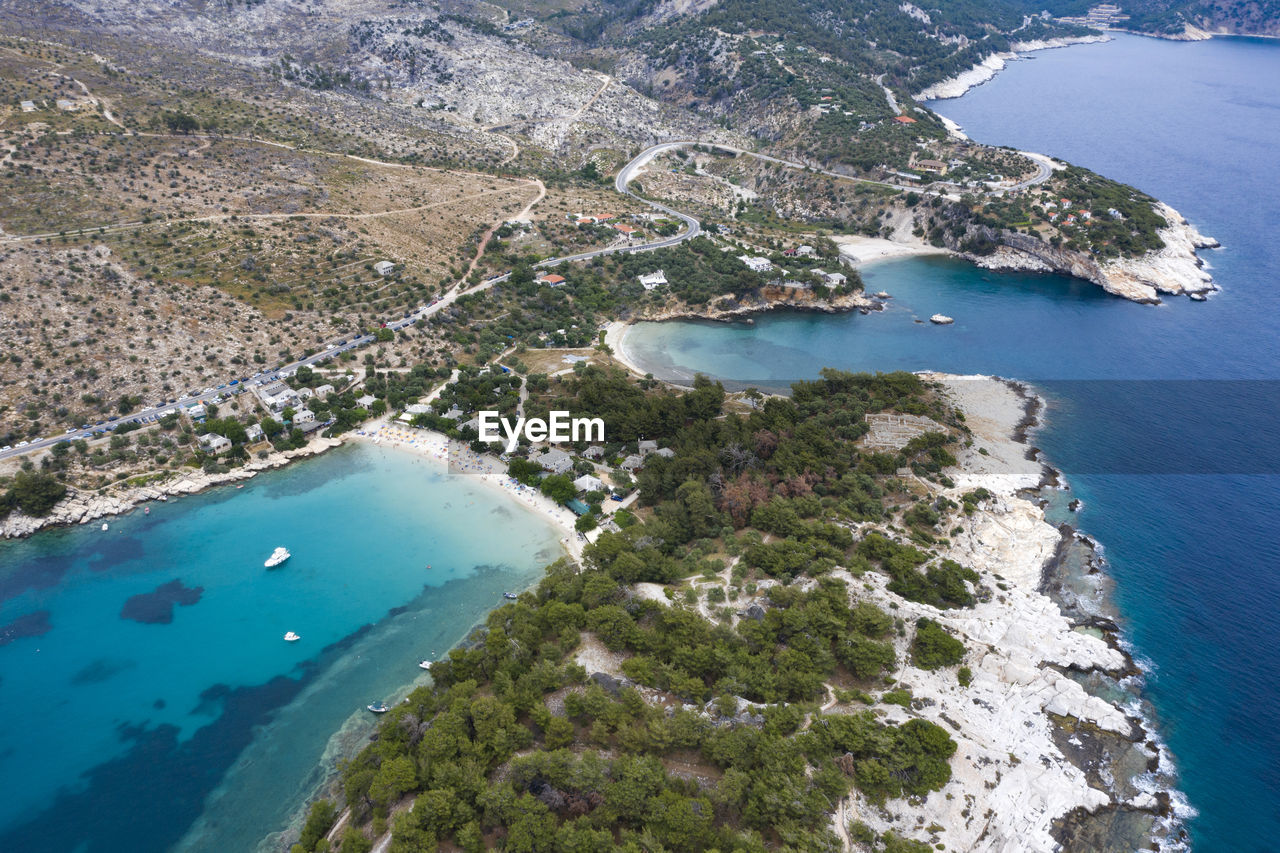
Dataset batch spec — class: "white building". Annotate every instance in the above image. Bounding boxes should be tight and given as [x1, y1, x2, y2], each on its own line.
[198, 434, 231, 455]
[245, 423, 265, 443]
[313, 384, 335, 399]
[738, 255, 773, 273]
[637, 270, 668, 290]
[530, 448, 574, 475]
[810, 269, 847, 287]
[573, 474, 607, 494]
[373, 261, 396, 276]
[256, 380, 302, 414]
[293, 408, 316, 424]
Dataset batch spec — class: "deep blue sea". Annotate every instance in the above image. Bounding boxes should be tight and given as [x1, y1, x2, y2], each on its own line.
[625, 34, 1280, 851]
[0, 443, 562, 852]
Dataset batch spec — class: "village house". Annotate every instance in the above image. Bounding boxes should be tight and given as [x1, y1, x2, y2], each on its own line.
[313, 384, 335, 399]
[356, 394, 378, 408]
[186, 403, 207, 422]
[637, 270, 668, 290]
[620, 454, 645, 473]
[783, 245, 815, 258]
[583, 445, 605, 460]
[637, 440, 658, 455]
[573, 474, 607, 494]
[653, 447, 676, 459]
[245, 423, 266, 444]
[537, 273, 567, 287]
[198, 433, 232, 455]
[737, 255, 773, 273]
[811, 269, 847, 287]
[915, 159, 948, 175]
[373, 261, 396, 276]
[256, 380, 302, 414]
[292, 408, 316, 424]
[530, 447, 574, 475]
[613, 224, 638, 238]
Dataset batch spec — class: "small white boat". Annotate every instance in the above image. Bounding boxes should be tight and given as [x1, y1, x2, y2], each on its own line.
[101, 523, 109, 532]
[144, 507, 150, 515]
[264, 547, 291, 568]
[502, 592, 519, 600]
[930, 314, 954, 325]
[367, 702, 389, 713]
[418, 660, 432, 670]
[284, 631, 301, 642]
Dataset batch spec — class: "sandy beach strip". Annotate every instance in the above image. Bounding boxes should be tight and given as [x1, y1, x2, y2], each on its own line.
[349, 421, 589, 561]
[834, 234, 950, 266]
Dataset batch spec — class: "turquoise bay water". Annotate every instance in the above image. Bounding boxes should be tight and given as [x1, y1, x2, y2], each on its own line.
[625, 35, 1280, 850]
[0, 443, 561, 851]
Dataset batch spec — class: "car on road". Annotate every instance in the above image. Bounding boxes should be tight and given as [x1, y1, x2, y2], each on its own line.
[65, 427, 76, 433]
[1, 446, 11, 452]
[17, 441, 29, 447]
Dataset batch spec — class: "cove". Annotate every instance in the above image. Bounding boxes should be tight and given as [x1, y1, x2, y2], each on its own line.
[0, 442, 562, 851]
[622, 33, 1280, 848]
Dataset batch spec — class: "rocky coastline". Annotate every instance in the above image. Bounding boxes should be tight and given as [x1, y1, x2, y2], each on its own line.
[0, 436, 343, 539]
[962, 201, 1221, 303]
[635, 287, 879, 324]
[913, 35, 1112, 101]
[858, 373, 1189, 851]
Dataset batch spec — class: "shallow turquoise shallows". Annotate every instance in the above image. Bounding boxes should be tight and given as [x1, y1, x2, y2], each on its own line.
[0, 443, 562, 852]
[623, 34, 1280, 851]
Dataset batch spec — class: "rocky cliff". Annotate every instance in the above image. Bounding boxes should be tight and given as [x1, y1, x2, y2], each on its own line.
[963, 201, 1219, 303]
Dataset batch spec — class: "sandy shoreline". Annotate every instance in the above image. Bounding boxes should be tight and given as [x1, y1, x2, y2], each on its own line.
[349, 421, 589, 562]
[834, 233, 951, 265]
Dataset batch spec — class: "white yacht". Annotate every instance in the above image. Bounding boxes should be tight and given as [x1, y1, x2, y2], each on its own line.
[264, 547, 291, 568]
[367, 701, 389, 713]
[284, 631, 301, 642]
[930, 313, 955, 325]
[418, 660, 432, 670]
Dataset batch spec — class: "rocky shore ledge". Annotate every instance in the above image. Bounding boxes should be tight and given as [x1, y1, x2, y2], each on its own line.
[635, 287, 878, 324]
[0, 436, 343, 539]
[964, 201, 1220, 303]
[913, 36, 1112, 101]
[840, 374, 1183, 851]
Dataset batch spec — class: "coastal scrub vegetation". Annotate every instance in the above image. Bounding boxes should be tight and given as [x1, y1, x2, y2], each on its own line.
[294, 370, 982, 852]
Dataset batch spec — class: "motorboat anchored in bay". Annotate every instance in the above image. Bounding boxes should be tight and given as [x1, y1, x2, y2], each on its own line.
[367, 701, 388, 713]
[264, 547, 291, 568]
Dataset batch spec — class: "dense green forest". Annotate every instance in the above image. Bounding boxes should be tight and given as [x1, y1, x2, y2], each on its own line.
[290, 369, 986, 852]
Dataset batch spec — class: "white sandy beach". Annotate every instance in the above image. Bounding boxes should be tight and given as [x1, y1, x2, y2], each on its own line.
[602, 320, 651, 380]
[350, 420, 590, 562]
[834, 234, 950, 265]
